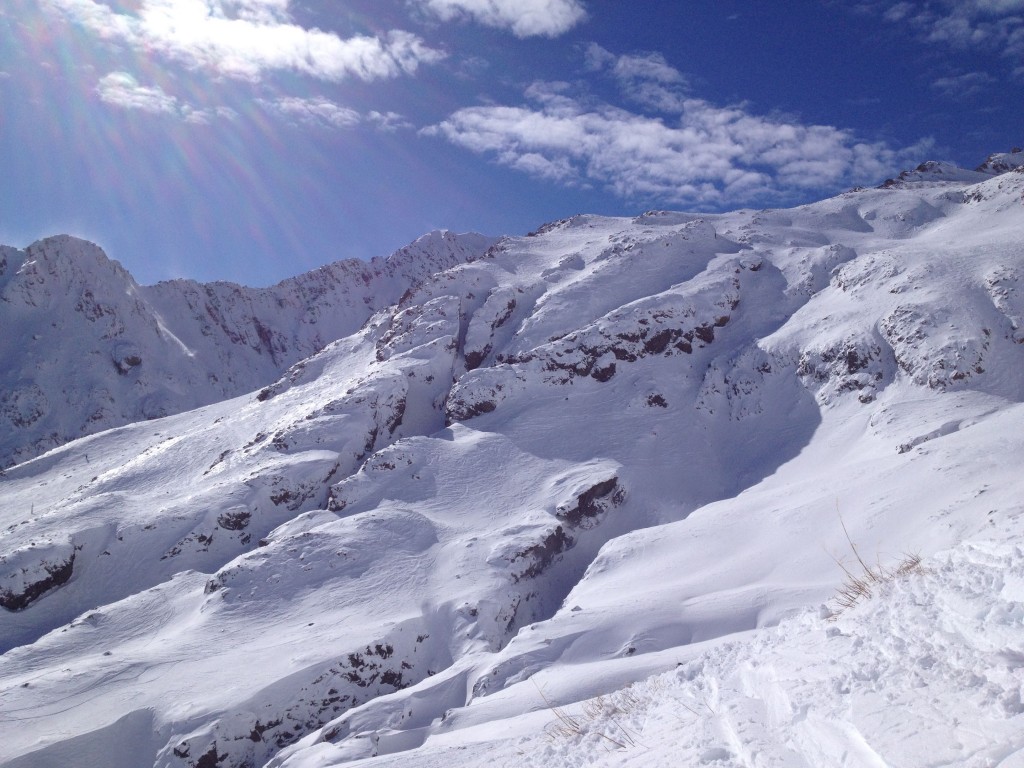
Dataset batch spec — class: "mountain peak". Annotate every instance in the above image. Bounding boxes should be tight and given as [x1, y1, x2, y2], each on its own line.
[975, 147, 1024, 175]
[879, 159, 992, 188]
[1, 236, 136, 311]
[22, 235, 128, 276]
[0, 230, 495, 468]
[878, 148, 1024, 189]
[381, 229, 498, 274]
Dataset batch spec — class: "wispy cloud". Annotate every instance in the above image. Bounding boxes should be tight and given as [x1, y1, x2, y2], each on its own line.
[585, 43, 690, 113]
[258, 95, 361, 128]
[412, 0, 587, 37]
[427, 48, 930, 207]
[932, 71, 997, 97]
[97, 74, 403, 132]
[859, 0, 1024, 59]
[257, 96, 413, 132]
[44, 0, 445, 82]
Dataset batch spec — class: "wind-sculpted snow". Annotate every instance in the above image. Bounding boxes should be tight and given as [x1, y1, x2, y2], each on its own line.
[2, 153, 1024, 768]
[321, 537, 1024, 768]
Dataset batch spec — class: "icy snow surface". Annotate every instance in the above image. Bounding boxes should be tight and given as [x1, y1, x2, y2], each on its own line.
[1, 157, 1023, 768]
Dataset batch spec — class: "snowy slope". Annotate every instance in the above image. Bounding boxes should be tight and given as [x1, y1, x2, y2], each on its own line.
[0, 231, 495, 468]
[309, 536, 1024, 768]
[1, 155, 1023, 768]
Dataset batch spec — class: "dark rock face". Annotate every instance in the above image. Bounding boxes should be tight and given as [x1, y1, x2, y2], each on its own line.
[464, 348, 490, 371]
[509, 526, 573, 583]
[0, 552, 75, 611]
[162, 631, 430, 768]
[217, 510, 251, 532]
[445, 397, 497, 424]
[556, 478, 625, 529]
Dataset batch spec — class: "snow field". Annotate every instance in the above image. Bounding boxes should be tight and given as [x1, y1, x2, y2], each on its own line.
[308, 536, 1024, 768]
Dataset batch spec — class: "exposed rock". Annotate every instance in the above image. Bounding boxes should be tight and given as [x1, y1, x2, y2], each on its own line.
[555, 477, 624, 529]
[508, 526, 573, 583]
[0, 545, 76, 611]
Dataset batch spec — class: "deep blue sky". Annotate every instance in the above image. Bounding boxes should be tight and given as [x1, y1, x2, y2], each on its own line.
[1, 0, 1021, 285]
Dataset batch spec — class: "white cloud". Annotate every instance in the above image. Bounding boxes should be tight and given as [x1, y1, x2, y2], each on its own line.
[96, 70, 237, 123]
[96, 71, 179, 114]
[43, 0, 445, 82]
[259, 95, 361, 128]
[508, 150, 576, 181]
[413, 0, 586, 37]
[426, 79, 930, 207]
[367, 110, 414, 131]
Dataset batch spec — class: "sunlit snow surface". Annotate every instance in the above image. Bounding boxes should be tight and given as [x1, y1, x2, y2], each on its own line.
[329, 538, 1024, 768]
[2, 155, 1023, 768]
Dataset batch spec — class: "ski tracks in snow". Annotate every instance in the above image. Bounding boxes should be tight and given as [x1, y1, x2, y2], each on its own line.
[491, 538, 1024, 768]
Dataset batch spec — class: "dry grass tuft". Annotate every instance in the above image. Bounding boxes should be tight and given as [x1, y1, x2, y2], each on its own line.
[826, 516, 923, 620]
[534, 680, 645, 750]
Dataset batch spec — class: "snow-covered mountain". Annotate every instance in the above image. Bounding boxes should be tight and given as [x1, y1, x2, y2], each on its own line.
[1, 150, 1023, 768]
[0, 230, 496, 468]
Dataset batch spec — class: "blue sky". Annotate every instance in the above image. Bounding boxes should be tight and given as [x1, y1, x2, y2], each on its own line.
[1, 0, 1021, 285]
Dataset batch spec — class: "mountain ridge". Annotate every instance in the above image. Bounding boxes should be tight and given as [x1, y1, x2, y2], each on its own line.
[0, 230, 496, 468]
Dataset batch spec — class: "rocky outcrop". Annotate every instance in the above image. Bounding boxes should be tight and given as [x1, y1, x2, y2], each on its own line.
[0, 541, 76, 611]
